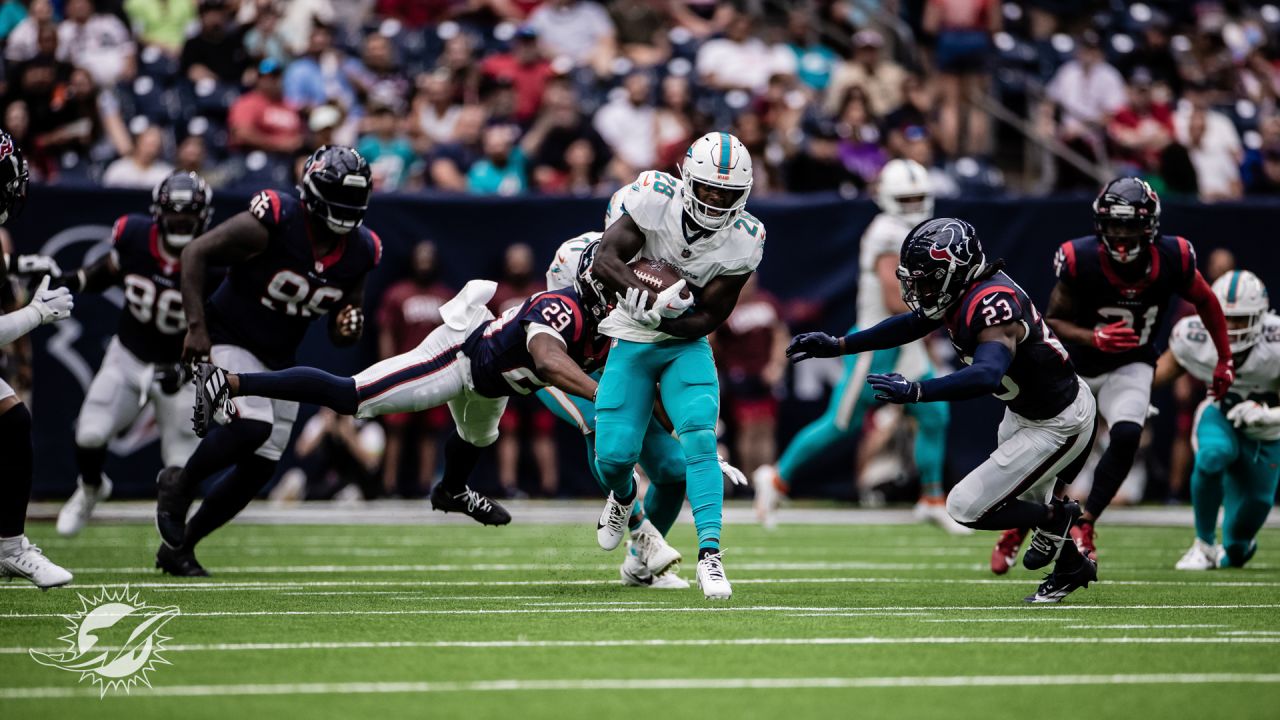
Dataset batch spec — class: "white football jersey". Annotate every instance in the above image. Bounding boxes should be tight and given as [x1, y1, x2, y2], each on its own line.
[545, 231, 601, 291]
[599, 170, 765, 343]
[1171, 312, 1280, 441]
[857, 212, 930, 380]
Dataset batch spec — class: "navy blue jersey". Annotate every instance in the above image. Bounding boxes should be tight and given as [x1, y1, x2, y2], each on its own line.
[1053, 234, 1199, 377]
[111, 214, 187, 363]
[463, 288, 609, 399]
[206, 190, 381, 369]
[943, 271, 1080, 420]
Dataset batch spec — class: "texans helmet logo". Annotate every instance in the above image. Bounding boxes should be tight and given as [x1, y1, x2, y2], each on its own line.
[925, 221, 973, 265]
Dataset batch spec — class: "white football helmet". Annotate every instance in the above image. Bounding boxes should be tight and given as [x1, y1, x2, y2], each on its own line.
[1212, 269, 1270, 352]
[680, 131, 753, 231]
[876, 158, 934, 226]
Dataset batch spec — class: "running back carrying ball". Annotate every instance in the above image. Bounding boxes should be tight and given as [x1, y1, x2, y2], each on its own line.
[628, 257, 692, 305]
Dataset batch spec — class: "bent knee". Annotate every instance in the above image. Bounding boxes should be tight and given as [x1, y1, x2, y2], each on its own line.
[75, 420, 112, 449]
[946, 486, 984, 524]
[1108, 421, 1143, 452]
[1196, 445, 1235, 475]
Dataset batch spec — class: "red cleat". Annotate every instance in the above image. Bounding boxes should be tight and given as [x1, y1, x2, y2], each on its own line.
[991, 527, 1027, 575]
[1071, 520, 1097, 561]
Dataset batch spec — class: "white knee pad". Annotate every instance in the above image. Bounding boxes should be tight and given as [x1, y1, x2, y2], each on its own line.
[945, 483, 984, 525]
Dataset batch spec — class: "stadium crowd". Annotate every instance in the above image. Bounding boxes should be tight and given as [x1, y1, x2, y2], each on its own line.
[5, 0, 1280, 201]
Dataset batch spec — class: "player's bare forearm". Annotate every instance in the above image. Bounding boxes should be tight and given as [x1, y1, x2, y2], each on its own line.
[1044, 283, 1094, 346]
[58, 251, 119, 293]
[1153, 348, 1185, 388]
[595, 215, 650, 294]
[658, 271, 749, 339]
[529, 334, 598, 400]
[181, 212, 269, 327]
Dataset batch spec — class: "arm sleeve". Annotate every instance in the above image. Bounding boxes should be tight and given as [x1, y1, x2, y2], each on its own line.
[841, 312, 941, 354]
[1183, 270, 1232, 362]
[0, 306, 42, 345]
[917, 341, 1013, 402]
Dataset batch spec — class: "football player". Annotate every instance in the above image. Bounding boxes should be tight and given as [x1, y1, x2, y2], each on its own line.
[1159, 270, 1279, 570]
[590, 131, 765, 600]
[789, 218, 1099, 603]
[754, 158, 965, 534]
[154, 146, 381, 576]
[53, 171, 212, 537]
[0, 132, 78, 588]
[990, 178, 1233, 572]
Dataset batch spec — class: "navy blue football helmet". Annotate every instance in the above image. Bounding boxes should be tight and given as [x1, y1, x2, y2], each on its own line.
[1093, 177, 1160, 264]
[897, 217, 987, 319]
[298, 145, 372, 236]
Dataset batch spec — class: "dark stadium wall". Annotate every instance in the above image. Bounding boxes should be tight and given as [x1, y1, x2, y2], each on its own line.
[12, 187, 1275, 501]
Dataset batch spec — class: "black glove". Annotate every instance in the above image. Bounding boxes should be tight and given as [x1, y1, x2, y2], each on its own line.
[155, 362, 188, 395]
[786, 332, 843, 362]
[867, 372, 922, 404]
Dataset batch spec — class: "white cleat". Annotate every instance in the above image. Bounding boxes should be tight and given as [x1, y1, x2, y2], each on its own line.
[56, 476, 113, 537]
[596, 492, 632, 551]
[0, 536, 73, 589]
[620, 547, 692, 589]
[650, 569, 690, 589]
[914, 499, 973, 536]
[753, 465, 781, 530]
[1175, 538, 1220, 571]
[630, 524, 681, 576]
[696, 550, 732, 600]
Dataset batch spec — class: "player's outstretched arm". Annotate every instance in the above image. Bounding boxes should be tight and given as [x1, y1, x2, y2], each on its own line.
[869, 323, 1018, 404]
[0, 276, 73, 345]
[528, 332, 599, 401]
[787, 311, 940, 362]
[594, 214, 655, 296]
[658, 271, 750, 339]
[1181, 270, 1235, 397]
[53, 249, 121, 294]
[179, 212, 269, 363]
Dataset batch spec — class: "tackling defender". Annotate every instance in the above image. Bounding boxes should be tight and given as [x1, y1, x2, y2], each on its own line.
[1159, 270, 1279, 570]
[754, 158, 963, 534]
[992, 178, 1232, 572]
[789, 218, 1099, 603]
[154, 146, 380, 576]
[590, 131, 765, 600]
[54, 171, 212, 536]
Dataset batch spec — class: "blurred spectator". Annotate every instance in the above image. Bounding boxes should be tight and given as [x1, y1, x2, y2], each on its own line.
[882, 74, 934, 155]
[825, 29, 905, 118]
[175, 134, 209, 174]
[0, 0, 26, 42]
[1174, 82, 1242, 202]
[283, 23, 361, 111]
[7, 22, 72, 126]
[593, 71, 655, 179]
[1245, 144, 1280, 195]
[608, 0, 670, 68]
[1125, 20, 1181, 97]
[834, 86, 888, 186]
[1107, 70, 1174, 174]
[899, 124, 959, 196]
[437, 32, 480, 98]
[1242, 113, 1280, 191]
[669, 0, 734, 40]
[357, 102, 419, 191]
[713, 273, 787, 480]
[654, 73, 696, 171]
[306, 103, 352, 150]
[524, 78, 610, 193]
[427, 104, 486, 190]
[180, 0, 250, 85]
[732, 110, 775, 194]
[784, 9, 837, 92]
[102, 125, 173, 188]
[696, 10, 795, 93]
[125, 0, 197, 56]
[923, 0, 999, 156]
[57, 0, 136, 87]
[785, 118, 861, 194]
[480, 25, 554, 124]
[228, 58, 304, 154]
[376, 240, 453, 497]
[488, 242, 556, 498]
[4, 100, 47, 179]
[411, 69, 462, 148]
[467, 123, 528, 195]
[272, 408, 384, 502]
[276, 0, 336, 56]
[375, 0, 451, 28]
[37, 66, 132, 163]
[1044, 30, 1126, 182]
[5, 0, 55, 63]
[528, 0, 616, 76]
[358, 33, 410, 109]
[751, 73, 804, 153]
[242, 1, 289, 66]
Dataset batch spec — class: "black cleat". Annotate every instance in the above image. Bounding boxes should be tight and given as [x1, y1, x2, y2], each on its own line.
[1024, 556, 1097, 603]
[1024, 499, 1081, 570]
[155, 466, 193, 549]
[430, 483, 512, 526]
[155, 543, 209, 577]
[192, 362, 233, 438]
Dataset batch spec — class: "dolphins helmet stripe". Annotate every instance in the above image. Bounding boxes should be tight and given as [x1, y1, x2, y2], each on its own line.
[717, 131, 732, 172]
[1227, 271, 1241, 304]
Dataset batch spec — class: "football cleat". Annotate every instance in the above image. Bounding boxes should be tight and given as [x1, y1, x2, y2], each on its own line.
[0, 537, 72, 589]
[1023, 499, 1081, 571]
[155, 466, 194, 549]
[429, 483, 511, 526]
[596, 492, 632, 551]
[914, 498, 973, 535]
[155, 543, 209, 577]
[1220, 540, 1258, 569]
[1175, 538, 1220, 571]
[1070, 519, 1097, 561]
[752, 464, 783, 530]
[650, 569, 691, 589]
[696, 550, 732, 600]
[620, 548, 652, 587]
[56, 475, 113, 537]
[192, 362, 234, 438]
[1023, 556, 1098, 604]
[630, 525, 681, 576]
[991, 527, 1027, 575]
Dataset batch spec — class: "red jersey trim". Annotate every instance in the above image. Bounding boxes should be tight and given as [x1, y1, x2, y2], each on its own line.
[1175, 236, 1193, 275]
[964, 285, 1019, 326]
[537, 292, 584, 342]
[1098, 242, 1160, 296]
[265, 189, 281, 224]
[147, 223, 180, 273]
[368, 230, 383, 266]
[110, 216, 128, 246]
[1059, 241, 1076, 277]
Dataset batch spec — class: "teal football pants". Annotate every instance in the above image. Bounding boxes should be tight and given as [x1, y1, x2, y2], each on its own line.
[594, 338, 723, 551]
[1191, 402, 1280, 567]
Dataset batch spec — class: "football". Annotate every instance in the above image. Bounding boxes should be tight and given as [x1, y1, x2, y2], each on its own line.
[628, 257, 692, 301]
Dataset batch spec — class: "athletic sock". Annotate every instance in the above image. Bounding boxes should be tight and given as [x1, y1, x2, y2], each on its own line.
[439, 432, 483, 494]
[698, 545, 720, 560]
[184, 455, 277, 549]
[237, 367, 359, 415]
[1083, 421, 1142, 520]
[0, 403, 33, 537]
[76, 445, 108, 487]
[183, 419, 273, 492]
[964, 499, 1049, 531]
[0, 534, 26, 555]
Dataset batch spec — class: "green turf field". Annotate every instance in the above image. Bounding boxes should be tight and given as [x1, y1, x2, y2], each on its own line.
[2, 513, 1279, 719]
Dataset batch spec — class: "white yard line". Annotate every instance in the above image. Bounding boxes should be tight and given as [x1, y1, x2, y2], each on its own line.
[5, 673, 1280, 700]
[1063, 624, 1229, 630]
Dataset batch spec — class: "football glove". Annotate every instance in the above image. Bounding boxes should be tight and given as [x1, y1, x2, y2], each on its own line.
[654, 280, 693, 319]
[29, 275, 73, 324]
[616, 287, 661, 328]
[11, 253, 62, 278]
[867, 372, 922, 404]
[1092, 320, 1140, 353]
[1211, 357, 1235, 399]
[786, 332, 842, 362]
[718, 455, 748, 487]
[1227, 400, 1280, 428]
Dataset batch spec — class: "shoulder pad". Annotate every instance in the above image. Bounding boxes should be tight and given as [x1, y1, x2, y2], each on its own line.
[248, 189, 296, 229]
[621, 172, 679, 231]
[1053, 240, 1079, 280]
[523, 291, 585, 343]
[362, 228, 383, 268]
[962, 283, 1022, 330]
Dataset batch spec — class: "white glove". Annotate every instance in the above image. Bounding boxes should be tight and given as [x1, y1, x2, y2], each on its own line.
[719, 454, 748, 487]
[654, 280, 693, 319]
[615, 287, 661, 328]
[1227, 400, 1280, 428]
[13, 254, 61, 278]
[29, 275, 73, 324]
